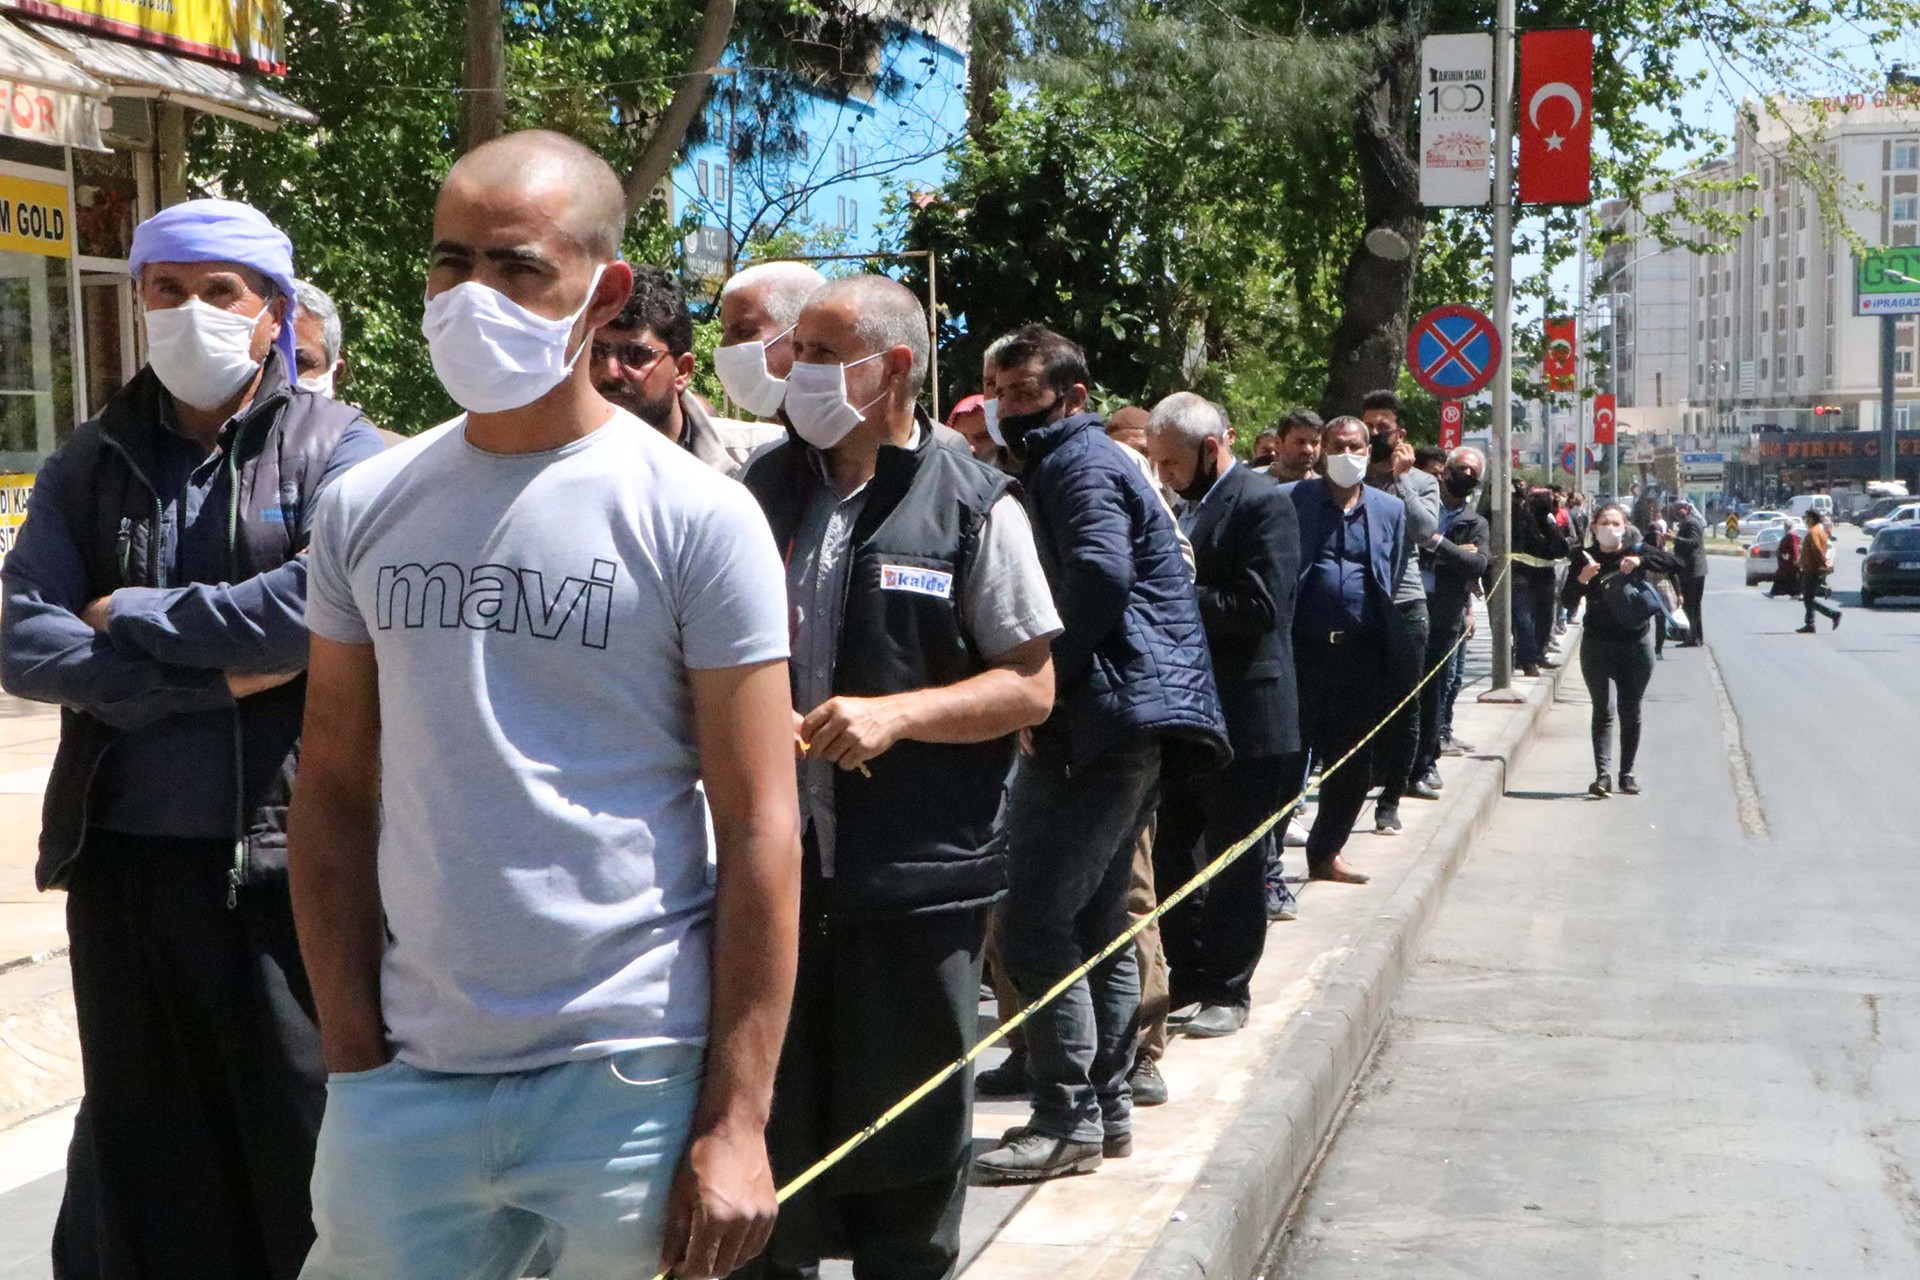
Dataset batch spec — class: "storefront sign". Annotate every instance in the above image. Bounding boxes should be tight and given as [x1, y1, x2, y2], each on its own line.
[0, 78, 103, 150]
[1754, 432, 1920, 461]
[0, 171, 70, 257]
[0, 473, 34, 568]
[1, 0, 286, 75]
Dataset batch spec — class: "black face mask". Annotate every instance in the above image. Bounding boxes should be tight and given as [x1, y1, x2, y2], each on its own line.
[1444, 469, 1479, 500]
[998, 397, 1063, 453]
[1178, 448, 1220, 503]
[1370, 432, 1397, 464]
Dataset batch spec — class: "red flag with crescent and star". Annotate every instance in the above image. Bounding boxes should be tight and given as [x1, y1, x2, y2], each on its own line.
[1518, 29, 1593, 205]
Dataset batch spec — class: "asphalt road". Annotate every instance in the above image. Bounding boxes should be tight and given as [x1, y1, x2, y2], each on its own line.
[1278, 528, 1920, 1278]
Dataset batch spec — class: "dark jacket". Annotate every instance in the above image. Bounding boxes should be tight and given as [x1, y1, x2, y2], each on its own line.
[0, 356, 377, 891]
[1187, 461, 1300, 759]
[1424, 499, 1492, 629]
[742, 427, 1018, 919]
[1513, 493, 1571, 564]
[1284, 476, 1419, 684]
[1670, 514, 1710, 577]
[1020, 413, 1229, 775]
[1560, 537, 1684, 641]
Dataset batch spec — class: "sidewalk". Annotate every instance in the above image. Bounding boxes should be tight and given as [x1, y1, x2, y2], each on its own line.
[0, 696, 61, 967]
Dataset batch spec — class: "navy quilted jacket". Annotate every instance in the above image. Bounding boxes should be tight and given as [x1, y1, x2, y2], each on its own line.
[1020, 414, 1231, 775]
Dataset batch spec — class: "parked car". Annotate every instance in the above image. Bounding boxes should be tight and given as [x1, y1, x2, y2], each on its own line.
[1855, 495, 1916, 527]
[1859, 527, 1920, 607]
[1863, 502, 1920, 534]
[1736, 509, 1792, 538]
[1746, 525, 1792, 586]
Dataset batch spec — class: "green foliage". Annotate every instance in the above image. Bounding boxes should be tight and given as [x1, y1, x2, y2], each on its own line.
[189, 0, 696, 433]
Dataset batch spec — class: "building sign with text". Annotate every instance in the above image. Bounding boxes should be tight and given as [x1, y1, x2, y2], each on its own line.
[2, 0, 286, 74]
[0, 171, 71, 258]
[1754, 431, 1920, 461]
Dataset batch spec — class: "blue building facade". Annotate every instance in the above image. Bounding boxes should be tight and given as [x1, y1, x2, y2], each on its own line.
[671, 22, 967, 279]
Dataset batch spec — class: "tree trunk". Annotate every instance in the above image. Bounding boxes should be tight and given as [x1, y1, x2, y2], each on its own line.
[968, 0, 1013, 149]
[460, 0, 507, 154]
[623, 0, 737, 216]
[1319, 19, 1428, 418]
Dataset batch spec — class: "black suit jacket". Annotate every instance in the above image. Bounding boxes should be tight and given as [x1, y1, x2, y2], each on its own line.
[1424, 502, 1492, 628]
[1187, 462, 1301, 758]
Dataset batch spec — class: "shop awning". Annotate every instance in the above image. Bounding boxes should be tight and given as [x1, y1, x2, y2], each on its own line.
[0, 17, 109, 150]
[23, 23, 315, 130]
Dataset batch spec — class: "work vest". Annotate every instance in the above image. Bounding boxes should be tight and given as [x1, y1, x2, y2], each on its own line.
[743, 427, 1017, 919]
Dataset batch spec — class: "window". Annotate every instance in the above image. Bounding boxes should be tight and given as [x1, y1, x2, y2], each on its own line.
[1798, 205, 1808, 230]
[1897, 141, 1920, 170]
[1795, 305, 1806, 328]
[1761, 263, 1770, 286]
[1760, 311, 1770, 332]
[1901, 349, 1916, 374]
[1796, 256, 1806, 279]
[1776, 355, 1788, 378]
[1896, 195, 1918, 222]
[1777, 257, 1788, 282]
[1796, 354, 1806, 377]
[1697, 319, 1706, 339]
[1827, 349, 1836, 377]
[1762, 215, 1772, 237]
[1761, 167, 1772, 187]
[1778, 307, 1788, 330]
[696, 160, 710, 196]
[1698, 277, 1707, 296]
[849, 201, 859, 230]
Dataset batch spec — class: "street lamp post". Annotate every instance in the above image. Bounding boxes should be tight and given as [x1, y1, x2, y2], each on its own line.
[1876, 268, 1920, 483]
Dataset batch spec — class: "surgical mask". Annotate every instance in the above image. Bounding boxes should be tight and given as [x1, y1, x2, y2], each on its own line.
[420, 265, 605, 414]
[1595, 525, 1625, 552]
[782, 353, 885, 450]
[298, 368, 336, 398]
[144, 299, 264, 410]
[714, 328, 792, 418]
[1325, 451, 1369, 488]
[983, 398, 1004, 446]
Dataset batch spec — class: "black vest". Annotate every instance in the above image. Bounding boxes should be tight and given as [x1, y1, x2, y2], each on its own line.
[34, 356, 364, 891]
[743, 430, 1016, 918]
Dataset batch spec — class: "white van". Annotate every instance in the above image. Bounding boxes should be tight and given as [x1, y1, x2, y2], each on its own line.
[1787, 493, 1834, 520]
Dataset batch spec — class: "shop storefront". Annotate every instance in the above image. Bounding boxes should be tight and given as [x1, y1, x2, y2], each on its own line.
[1745, 430, 1920, 502]
[0, 0, 310, 511]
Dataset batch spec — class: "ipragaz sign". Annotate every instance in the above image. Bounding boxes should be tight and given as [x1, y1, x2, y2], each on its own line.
[1855, 246, 1920, 316]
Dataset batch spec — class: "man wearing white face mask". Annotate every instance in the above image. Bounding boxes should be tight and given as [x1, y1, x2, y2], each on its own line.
[715, 259, 827, 420]
[735, 275, 1060, 1280]
[291, 131, 801, 1280]
[0, 197, 383, 1278]
[294, 278, 405, 447]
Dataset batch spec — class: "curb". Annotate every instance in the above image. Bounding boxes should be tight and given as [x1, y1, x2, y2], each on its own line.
[1136, 632, 1584, 1280]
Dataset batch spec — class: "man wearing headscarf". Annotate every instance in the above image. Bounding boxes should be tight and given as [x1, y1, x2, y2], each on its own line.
[0, 198, 384, 1279]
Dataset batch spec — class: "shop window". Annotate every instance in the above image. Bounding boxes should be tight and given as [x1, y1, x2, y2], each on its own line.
[0, 243, 77, 469]
[72, 150, 137, 261]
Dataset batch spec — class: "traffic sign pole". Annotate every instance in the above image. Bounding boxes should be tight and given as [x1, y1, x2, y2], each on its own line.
[1483, 0, 1519, 702]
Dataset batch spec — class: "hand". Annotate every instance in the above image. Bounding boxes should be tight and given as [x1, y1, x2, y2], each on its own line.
[1578, 562, 1601, 584]
[801, 696, 904, 771]
[322, 1036, 391, 1075]
[792, 710, 807, 761]
[658, 1125, 778, 1279]
[1018, 726, 1035, 757]
[1391, 441, 1415, 476]
[80, 596, 112, 633]
[227, 670, 300, 699]
[1620, 555, 1641, 575]
[1456, 543, 1478, 555]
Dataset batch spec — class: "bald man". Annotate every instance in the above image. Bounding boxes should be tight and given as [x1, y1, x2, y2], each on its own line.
[736, 275, 1060, 1280]
[291, 130, 800, 1280]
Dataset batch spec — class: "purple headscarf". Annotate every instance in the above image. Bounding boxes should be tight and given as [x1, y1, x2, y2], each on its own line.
[128, 199, 301, 371]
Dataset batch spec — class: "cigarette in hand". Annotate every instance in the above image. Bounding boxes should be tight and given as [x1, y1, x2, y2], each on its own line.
[798, 741, 872, 778]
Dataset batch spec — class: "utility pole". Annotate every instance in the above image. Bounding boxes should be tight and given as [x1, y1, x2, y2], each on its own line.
[1576, 205, 1591, 497]
[459, 0, 506, 154]
[1883, 315, 1898, 482]
[1482, 0, 1520, 702]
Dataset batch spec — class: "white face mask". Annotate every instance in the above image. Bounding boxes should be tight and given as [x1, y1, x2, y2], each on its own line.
[421, 265, 605, 414]
[144, 298, 265, 410]
[1325, 451, 1369, 488]
[782, 354, 887, 450]
[298, 368, 336, 398]
[982, 398, 1004, 447]
[713, 328, 793, 419]
[1595, 525, 1625, 551]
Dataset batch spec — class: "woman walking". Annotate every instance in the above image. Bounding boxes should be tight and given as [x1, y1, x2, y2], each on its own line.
[1561, 505, 1682, 798]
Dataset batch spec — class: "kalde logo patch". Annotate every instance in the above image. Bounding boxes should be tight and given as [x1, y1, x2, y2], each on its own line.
[880, 564, 953, 599]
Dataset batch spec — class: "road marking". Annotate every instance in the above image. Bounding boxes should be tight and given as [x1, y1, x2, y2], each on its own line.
[0, 1103, 74, 1197]
[1703, 644, 1770, 839]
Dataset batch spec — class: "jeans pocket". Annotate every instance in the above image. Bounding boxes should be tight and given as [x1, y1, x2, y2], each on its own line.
[606, 1044, 705, 1092]
[327, 1058, 406, 1085]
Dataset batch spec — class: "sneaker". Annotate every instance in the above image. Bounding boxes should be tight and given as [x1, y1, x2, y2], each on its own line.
[1795, 624, 1816, 634]
[975, 1130, 1104, 1184]
[1283, 824, 1309, 848]
[1520, 664, 1542, 677]
[1264, 878, 1298, 922]
[1128, 1055, 1168, 1107]
[1618, 773, 1640, 795]
[1441, 735, 1474, 757]
[1374, 805, 1403, 834]
[975, 1051, 1030, 1098]
[1421, 766, 1444, 792]
[1183, 1003, 1249, 1039]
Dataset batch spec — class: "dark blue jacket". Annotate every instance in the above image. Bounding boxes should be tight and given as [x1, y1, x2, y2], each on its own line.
[1283, 476, 1420, 685]
[1020, 413, 1229, 774]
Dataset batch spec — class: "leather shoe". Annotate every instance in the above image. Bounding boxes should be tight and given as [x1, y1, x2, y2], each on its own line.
[975, 1129, 1103, 1184]
[1183, 1003, 1249, 1039]
[1409, 777, 1441, 801]
[975, 1051, 1029, 1097]
[1128, 1055, 1169, 1106]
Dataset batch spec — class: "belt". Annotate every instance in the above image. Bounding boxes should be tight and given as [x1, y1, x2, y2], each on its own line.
[1297, 627, 1362, 646]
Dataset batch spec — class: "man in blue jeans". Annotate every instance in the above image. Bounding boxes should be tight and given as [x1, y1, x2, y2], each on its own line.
[288, 132, 802, 1280]
[973, 327, 1229, 1184]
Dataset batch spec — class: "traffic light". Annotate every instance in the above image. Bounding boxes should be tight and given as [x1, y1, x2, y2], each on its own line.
[1812, 405, 1844, 417]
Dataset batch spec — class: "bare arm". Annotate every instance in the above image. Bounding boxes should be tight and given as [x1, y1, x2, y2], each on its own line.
[286, 634, 388, 1072]
[660, 658, 801, 1280]
[800, 635, 1055, 770]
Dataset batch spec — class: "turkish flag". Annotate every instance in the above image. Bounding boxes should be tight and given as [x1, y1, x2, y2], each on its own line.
[1593, 392, 1616, 444]
[1543, 316, 1576, 391]
[1518, 29, 1593, 205]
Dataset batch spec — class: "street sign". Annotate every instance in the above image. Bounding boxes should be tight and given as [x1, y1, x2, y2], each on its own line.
[1557, 442, 1599, 475]
[1439, 400, 1464, 449]
[1407, 304, 1501, 398]
[1419, 34, 1493, 207]
[1854, 246, 1920, 316]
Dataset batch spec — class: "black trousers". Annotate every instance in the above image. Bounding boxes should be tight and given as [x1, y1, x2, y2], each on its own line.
[54, 833, 325, 1280]
[1579, 633, 1655, 775]
[1296, 631, 1387, 870]
[745, 863, 986, 1280]
[1151, 751, 1302, 1012]
[1803, 571, 1841, 625]
[1680, 573, 1707, 642]
[1414, 611, 1468, 779]
[1374, 599, 1429, 807]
